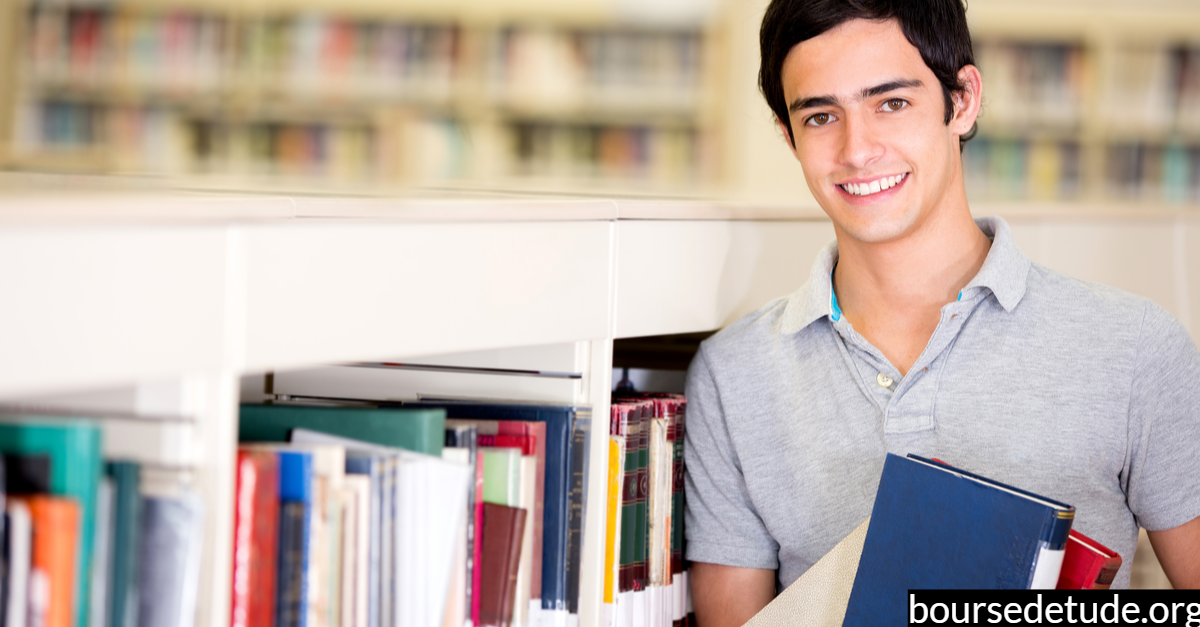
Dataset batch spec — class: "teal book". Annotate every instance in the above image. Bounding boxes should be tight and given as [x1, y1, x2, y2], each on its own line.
[0, 418, 103, 627]
[106, 461, 141, 627]
[239, 404, 446, 456]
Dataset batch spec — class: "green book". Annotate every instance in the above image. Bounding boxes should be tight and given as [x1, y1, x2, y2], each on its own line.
[0, 417, 103, 627]
[106, 461, 141, 627]
[238, 404, 446, 455]
[481, 448, 521, 507]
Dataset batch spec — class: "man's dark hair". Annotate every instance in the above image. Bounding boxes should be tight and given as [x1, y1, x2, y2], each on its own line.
[759, 0, 977, 148]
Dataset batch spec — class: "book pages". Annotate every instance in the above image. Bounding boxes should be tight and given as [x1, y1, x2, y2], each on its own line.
[745, 518, 869, 627]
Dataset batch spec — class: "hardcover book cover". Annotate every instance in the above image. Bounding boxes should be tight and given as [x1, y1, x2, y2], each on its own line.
[1056, 529, 1122, 590]
[479, 503, 528, 627]
[844, 454, 1075, 627]
[239, 404, 446, 456]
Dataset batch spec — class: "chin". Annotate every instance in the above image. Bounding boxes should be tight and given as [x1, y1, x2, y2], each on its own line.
[829, 205, 922, 245]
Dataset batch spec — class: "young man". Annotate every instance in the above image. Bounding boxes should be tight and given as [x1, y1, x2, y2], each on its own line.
[683, 0, 1200, 624]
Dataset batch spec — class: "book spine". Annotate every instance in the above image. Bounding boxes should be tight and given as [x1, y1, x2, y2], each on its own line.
[277, 502, 309, 627]
[618, 411, 639, 594]
[275, 451, 313, 627]
[634, 406, 650, 590]
[473, 450, 485, 627]
[1091, 558, 1121, 589]
[23, 497, 79, 627]
[105, 462, 140, 627]
[136, 494, 203, 627]
[564, 413, 589, 614]
[603, 437, 624, 607]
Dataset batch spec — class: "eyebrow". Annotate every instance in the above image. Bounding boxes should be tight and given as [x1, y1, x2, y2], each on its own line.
[788, 79, 925, 114]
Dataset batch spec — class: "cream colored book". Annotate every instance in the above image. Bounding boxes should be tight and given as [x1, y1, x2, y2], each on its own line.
[745, 518, 870, 627]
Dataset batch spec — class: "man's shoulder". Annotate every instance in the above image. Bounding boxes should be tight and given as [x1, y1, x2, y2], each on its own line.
[696, 294, 797, 366]
[1025, 262, 1161, 327]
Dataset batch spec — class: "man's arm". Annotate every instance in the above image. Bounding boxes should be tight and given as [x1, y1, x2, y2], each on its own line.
[1147, 515, 1200, 589]
[691, 562, 775, 627]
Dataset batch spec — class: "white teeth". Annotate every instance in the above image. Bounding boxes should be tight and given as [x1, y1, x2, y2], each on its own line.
[842, 173, 906, 196]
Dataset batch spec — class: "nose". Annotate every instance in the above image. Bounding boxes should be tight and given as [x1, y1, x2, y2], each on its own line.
[838, 112, 885, 170]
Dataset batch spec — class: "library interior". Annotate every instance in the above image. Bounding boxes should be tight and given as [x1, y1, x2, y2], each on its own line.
[0, 0, 1198, 625]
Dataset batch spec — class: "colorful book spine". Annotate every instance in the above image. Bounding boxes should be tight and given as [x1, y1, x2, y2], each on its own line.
[603, 436, 625, 618]
[232, 450, 280, 627]
[19, 495, 80, 627]
[614, 403, 642, 595]
[276, 451, 314, 627]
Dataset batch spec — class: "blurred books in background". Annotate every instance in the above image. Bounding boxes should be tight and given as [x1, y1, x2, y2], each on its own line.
[6, 2, 715, 194]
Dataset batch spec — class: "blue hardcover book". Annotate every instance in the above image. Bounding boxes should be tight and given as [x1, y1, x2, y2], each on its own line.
[844, 454, 1075, 626]
[405, 401, 591, 616]
[344, 454, 382, 627]
[276, 451, 313, 627]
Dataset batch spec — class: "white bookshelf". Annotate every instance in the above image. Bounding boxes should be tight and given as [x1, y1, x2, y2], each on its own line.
[0, 193, 1195, 626]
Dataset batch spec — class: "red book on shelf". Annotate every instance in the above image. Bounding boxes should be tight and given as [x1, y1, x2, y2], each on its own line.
[1056, 529, 1122, 590]
[479, 503, 528, 627]
[231, 449, 281, 627]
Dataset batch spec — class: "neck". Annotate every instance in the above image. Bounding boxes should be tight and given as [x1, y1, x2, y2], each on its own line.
[831, 188, 991, 373]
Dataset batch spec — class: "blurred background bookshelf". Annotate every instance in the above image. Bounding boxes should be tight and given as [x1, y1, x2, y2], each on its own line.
[0, 0, 724, 195]
[3, 0, 1200, 207]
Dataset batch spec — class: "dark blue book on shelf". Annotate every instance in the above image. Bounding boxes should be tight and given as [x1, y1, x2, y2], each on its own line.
[275, 451, 313, 627]
[843, 454, 1075, 627]
[404, 400, 591, 616]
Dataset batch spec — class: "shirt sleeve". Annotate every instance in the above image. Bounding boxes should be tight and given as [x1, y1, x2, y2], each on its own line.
[683, 347, 780, 570]
[1124, 301, 1200, 531]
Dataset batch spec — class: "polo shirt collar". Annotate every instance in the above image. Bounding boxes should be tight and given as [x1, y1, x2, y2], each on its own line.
[779, 215, 1030, 335]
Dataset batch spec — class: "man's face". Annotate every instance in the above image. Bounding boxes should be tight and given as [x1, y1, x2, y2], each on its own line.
[780, 18, 973, 245]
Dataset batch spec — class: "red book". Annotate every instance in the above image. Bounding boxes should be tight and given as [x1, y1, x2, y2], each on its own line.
[479, 503, 528, 627]
[231, 449, 280, 627]
[1056, 529, 1122, 590]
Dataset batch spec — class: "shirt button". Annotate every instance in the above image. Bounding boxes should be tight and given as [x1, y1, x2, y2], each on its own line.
[877, 373, 894, 388]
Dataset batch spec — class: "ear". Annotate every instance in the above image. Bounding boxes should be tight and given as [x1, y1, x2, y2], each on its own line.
[950, 65, 983, 138]
[775, 116, 800, 157]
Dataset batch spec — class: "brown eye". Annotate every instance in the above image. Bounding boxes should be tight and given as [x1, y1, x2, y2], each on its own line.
[884, 99, 906, 111]
[807, 113, 832, 126]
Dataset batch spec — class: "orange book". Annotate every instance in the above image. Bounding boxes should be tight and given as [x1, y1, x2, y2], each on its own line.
[15, 495, 80, 627]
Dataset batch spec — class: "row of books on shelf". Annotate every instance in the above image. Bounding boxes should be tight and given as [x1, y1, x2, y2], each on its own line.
[972, 41, 1200, 132]
[489, 29, 702, 112]
[963, 137, 1200, 202]
[23, 6, 703, 109]
[0, 416, 203, 627]
[511, 123, 700, 183]
[231, 390, 691, 627]
[11, 97, 702, 184]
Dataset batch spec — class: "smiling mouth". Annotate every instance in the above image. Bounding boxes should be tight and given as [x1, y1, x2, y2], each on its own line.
[839, 173, 907, 197]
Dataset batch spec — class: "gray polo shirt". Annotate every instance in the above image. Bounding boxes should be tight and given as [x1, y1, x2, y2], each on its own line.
[684, 216, 1200, 590]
